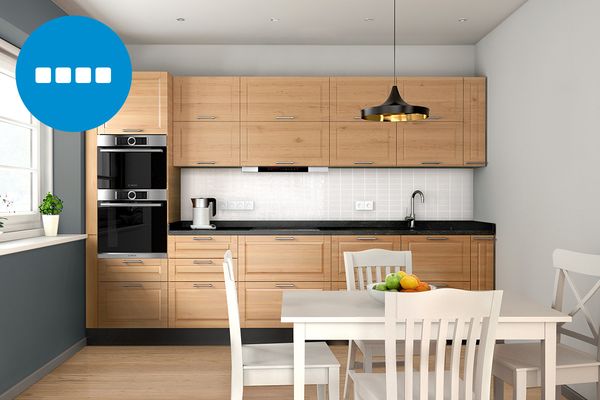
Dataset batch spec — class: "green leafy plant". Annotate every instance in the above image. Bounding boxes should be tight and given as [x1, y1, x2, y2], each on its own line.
[38, 193, 64, 215]
[0, 217, 6, 229]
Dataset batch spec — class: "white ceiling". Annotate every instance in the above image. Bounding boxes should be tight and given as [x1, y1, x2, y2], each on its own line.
[51, 0, 528, 45]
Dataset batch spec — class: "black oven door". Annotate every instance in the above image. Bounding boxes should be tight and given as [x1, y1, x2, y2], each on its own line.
[97, 201, 167, 256]
[97, 148, 166, 189]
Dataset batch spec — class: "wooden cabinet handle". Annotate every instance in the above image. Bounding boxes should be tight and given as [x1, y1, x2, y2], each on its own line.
[420, 161, 442, 165]
[193, 237, 213, 241]
[196, 161, 216, 165]
[275, 116, 296, 120]
[121, 129, 143, 132]
[193, 283, 214, 288]
[122, 283, 143, 288]
[353, 161, 374, 165]
[193, 260, 214, 264]
[196, 116, 217, 120]
[275, 283, 296, 288]
[275, 237, 295, 241]
[356, 237, 378, 241]
[426, 237, 449, 240]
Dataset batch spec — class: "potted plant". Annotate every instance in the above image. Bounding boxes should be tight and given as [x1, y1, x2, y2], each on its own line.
[39, 193, 63, 237]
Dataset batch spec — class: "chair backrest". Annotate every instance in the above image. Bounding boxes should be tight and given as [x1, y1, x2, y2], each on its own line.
[552, 249, 600, 359]
[344, 249, 413, 291]
[384, 289, 503, 400]
[223, 250, 243, 388]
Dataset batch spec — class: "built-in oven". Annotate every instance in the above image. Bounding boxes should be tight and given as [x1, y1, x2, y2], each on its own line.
[97, 189, 167, 258]
[97, 135, 167, 190]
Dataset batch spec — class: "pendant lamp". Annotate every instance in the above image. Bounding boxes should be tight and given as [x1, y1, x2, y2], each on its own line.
[361, 0, 430, 122]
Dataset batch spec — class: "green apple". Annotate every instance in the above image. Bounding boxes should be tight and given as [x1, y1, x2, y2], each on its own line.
[375, 283, 387, 291]
[385, 273, 400, 290]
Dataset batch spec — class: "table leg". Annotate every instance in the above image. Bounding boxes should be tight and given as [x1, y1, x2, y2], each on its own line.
[541, 322, 557, 400]
[294, 323, 306, 400]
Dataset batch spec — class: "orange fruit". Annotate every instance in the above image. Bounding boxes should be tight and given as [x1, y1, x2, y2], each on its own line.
[400, 274, 419, 290]
[416, 282, 431, 292]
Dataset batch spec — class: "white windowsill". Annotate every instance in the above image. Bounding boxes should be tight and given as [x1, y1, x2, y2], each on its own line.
[0, 234, 87, 257]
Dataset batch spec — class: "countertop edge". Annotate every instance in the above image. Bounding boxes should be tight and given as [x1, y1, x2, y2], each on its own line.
[0, 234, 88, 257]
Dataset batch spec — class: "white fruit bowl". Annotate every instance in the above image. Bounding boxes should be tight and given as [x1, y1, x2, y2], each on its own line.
[367, 282, 437, 303]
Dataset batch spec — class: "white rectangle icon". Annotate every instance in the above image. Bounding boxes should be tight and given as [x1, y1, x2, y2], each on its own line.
[75, 67, 91, 83]
[35, 67, 51, 83]
[95, 67, 111, 84]
[55, 67, 71, 84]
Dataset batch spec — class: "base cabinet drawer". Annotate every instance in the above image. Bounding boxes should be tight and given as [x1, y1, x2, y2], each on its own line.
[168, 282, 230, 328]
[168, 235, 238, 259]
[168, 258, 237, 281]
[332, 235, 401, 283]
[240, 282, 329, 328]
[98, 282, 167, 328]
[98, 258, 167, 282]
[402, 235, 471, 282]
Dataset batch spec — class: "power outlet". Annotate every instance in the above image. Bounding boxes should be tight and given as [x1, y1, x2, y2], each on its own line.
[222, 200, 254, 211]
[355, 200, 374, 211]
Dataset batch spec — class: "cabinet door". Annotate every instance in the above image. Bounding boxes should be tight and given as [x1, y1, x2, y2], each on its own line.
[402, 77, 464, 122]
[239, 236, 331, 281]
[463, 77, 487, 166]
[168, 282, 229, 328]
[98, 258, 167, 282]
[397, 122, 464, 166]
[174, 76, 240, 122]
[173, 122, 240, 166]
[240, 282, 329, 328]
[401, 236, 471, 282]
[241, 122, 329, 166]
[330, 77, 394, 121]
[331, 235, 401, 283]
[471, 236, 495, 290]
[330, 122, 397, 167]
[168, 235, 238, 259]
[168, 258, 238, 282]
[241, 77, 329, 121]
[102, 72, 170, 134]
[98, 282, 167, 328]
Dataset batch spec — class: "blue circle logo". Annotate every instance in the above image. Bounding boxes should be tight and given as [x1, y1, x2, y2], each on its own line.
[16, 16, 132, 132]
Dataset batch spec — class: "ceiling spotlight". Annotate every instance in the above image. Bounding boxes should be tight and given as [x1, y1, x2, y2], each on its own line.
[364, 17, 375, 22]
[458, 18, 468, 23]
[270, 17, 280, 22]
[176, 17, 185, 22]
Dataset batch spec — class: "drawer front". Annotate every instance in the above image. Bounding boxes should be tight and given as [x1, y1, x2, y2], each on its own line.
[169, 235, 238, 259]
[239, 236, 331, 281]
[402, 236, 471, 282]
[332, 235, 401, 283]
[169, 258, 238, 281]
[240, 282, 329, 328]
[98, 282, 167, 328]
[168, 282, 230, 328]
[98, 258, 167, 282]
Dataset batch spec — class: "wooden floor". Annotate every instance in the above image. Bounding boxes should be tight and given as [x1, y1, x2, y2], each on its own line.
[18, 345, 557, 399]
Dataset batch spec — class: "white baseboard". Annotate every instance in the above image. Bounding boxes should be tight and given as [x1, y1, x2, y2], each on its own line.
[0, 338, 86, 400]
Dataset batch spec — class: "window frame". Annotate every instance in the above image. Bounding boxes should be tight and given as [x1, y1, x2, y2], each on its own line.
[0, 38, 53, 242]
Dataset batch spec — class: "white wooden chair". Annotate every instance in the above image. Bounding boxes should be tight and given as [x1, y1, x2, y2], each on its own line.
[223, 250, 340, 400]
[351, 288, 503, 400]
[493, 249, 600, 400]
[343, 249, 413, 399]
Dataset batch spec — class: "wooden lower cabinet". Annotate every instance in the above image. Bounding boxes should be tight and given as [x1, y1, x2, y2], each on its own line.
[98, 258, 167, 282]
[240, 282, 330, 328]
[471, 236, 495, 290]
[98, 282, 168, 328]
[401, 235, 471, 282]
[168, 282, 230, 328]
[169, 258, 237, 281]
[168, 235, 238, 259]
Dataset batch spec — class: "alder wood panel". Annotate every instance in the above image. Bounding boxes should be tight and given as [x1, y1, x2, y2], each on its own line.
[98, 258, 167, 282]
[86, 235, 98, 328]
[168, 235, 238, 259]
[168, 282, 230, 328]
[173, 122, 240, 166]
[240, 122, 329, 166]
[330, 77, 394, 121]
[330, 122, 397, 167]
[173, 76, 240, 122]
[166, 74, 180, 224]
[239, 236, 331, 281]
[85, 129, 97, 235]
[401, 235, 471, 282]
[241, 77, 329, 121]
[240, 282, 330, 328]
[397, 122, 464, 166]
[98, 282, 168, 328]
[471, 236, 495, 290]
[402, 77, 464, 122]
[331, 235, 402, 283]
[463, 77, 487, 166]
[168, 258, 238, 282]
[102, 72, 170, 134]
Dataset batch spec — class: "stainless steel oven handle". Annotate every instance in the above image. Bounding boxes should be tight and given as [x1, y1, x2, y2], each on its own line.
[99, 203, 164, 207]
[99, 148, 164, 153]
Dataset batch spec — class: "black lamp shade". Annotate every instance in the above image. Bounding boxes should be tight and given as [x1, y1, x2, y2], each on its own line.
[361, 85, 430, 122]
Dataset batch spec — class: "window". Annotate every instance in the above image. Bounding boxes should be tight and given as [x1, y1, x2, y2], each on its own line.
[0, 39, 52, 241]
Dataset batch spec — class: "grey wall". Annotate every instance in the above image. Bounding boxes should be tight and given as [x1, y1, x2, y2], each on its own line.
[475, 0, 600, 397]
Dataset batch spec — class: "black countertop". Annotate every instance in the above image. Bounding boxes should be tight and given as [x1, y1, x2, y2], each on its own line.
[168, 220, 495, 236]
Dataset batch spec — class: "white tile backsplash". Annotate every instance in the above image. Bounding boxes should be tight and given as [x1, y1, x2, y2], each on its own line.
[180, 168, 473, 221]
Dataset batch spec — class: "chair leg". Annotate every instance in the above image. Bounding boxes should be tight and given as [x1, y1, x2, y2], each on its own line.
[329, 366, 340, 400]
[513, 370, 527, 400]
[362, 346, 373, 373]
[231, 382, 243, 400]
[493, 376, 504, 400]
[343, 341, 357, 400]
[317, 384, 326, 400]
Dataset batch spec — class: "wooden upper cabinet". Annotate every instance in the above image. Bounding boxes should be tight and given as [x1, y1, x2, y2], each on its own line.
[402, 77, 464, 122]
[330, 122, 396, 167]
[241, 122, 329, 166]
[241, 77, 329, 121]
[401, 236, 471, 283]
[173, 77, 240, 122]
[330, 77, 394, 121]
[471, 236, 495, 290]
[463, 77, 487, 166]
[102, 72, 170, 134]
[173, 122, 240, 166]
[397, 122, 464, 166]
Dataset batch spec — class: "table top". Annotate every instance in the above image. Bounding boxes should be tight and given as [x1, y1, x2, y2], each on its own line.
[281, 290, 571, 324]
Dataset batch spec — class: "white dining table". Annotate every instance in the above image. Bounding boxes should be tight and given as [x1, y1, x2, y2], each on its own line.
[281, 290, 571, 400]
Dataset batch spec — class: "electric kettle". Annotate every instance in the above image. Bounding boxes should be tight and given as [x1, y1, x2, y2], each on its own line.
[191, 198, 217, 229]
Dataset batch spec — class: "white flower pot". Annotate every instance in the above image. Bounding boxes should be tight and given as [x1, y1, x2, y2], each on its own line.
[42, 215, 60, 237]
